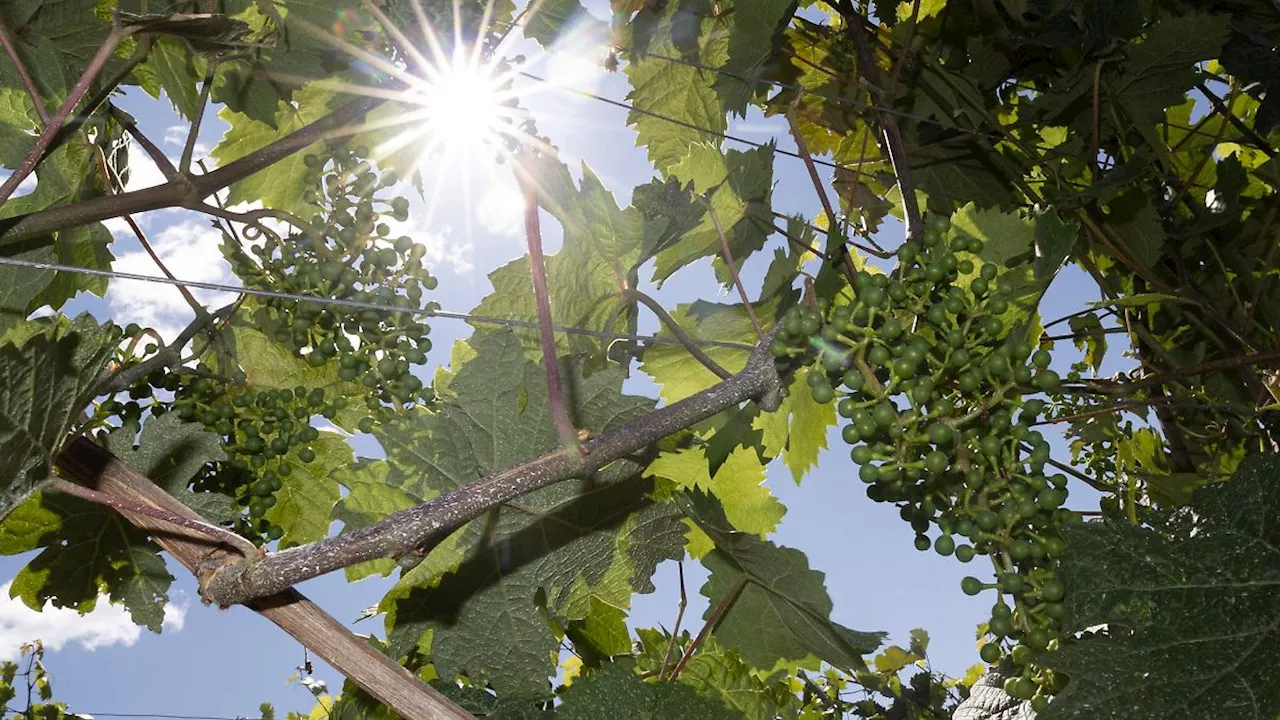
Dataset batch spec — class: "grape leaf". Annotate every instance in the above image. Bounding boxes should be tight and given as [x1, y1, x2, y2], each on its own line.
[1101, 191, 1165, 272]
[909, 143, 1013, 213]
[566, 596, 633, 657]
[143, 37, 207, 121]
[1113, 14, 1230, 127]
[102, 413, 236, 525]
[715, 0, 797, 116]
[0, 490, 172, 633]
[639, 298, 780, 404]
[211, 83, 333, 216]
[1040, 454, 1280, 720]
[265, 431, 348, 548]
[671, 635, 801, 720]
[381, 331, 685, 697]
[331, 458, 418, 581]
[950, 202, 1035, 268]
[557, 662, 742, 719]
[0, 314, 116, 518]
[1033, 208, 1079, 282]
[660, 143, 774, 286]
[229, 325, 365, 431]
[472, 160, 640, 357]
[633, 175, 706, 262]
[0, 87, 39, 169]
[646, 446, 784, 536]
[523, 0, 607, 48]
[684, 495, 884, 674]
[1, 137, 115, 328]
[752, 367, 837, 484]
[623, 0, 729, 174]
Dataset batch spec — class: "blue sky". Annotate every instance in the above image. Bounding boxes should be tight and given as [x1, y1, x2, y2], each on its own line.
[0, 2, 1139, 717]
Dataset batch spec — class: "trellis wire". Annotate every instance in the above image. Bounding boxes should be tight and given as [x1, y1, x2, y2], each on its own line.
[0, 255, 757, 352]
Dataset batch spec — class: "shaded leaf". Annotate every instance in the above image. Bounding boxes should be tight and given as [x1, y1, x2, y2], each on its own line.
[102, 413, 235, 525]
[383, 331, 683, 697]
[1040, 454, 1280, 720]
[685, 495, 884, 674]
[661, 143, 774, 286]
[0, 315, 116, 518]
[557, 662, 742, 719]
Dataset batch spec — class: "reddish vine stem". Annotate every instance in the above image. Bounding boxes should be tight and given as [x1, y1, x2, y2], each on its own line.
[0, 20, 50, 125]
[0, 25, 131, 206]
[669, 576, 748, 681]
[517, 162, 580, 455]
[786, 112, 860, 282]
[181, 60, 218, 174]
[705, 201, 763, 339]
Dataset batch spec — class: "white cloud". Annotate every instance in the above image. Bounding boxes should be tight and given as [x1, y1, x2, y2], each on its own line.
[475, 182, 525, 238]
[0, 583, 187, 660]
[161, 124, 210, 163]
[106, 219, 239, 341]
[123, 140, 171, 193]
[381, 193, 477, 275]
[418, 226, 475, 275]
[0, 171, 38, 198]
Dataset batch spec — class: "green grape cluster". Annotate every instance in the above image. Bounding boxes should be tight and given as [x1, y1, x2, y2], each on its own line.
[226, 140, 437, 410]
[163, 370, 349, 543]
[774, 214, 1073, 707]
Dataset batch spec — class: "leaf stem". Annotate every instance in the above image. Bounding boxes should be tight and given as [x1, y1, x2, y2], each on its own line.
[669, 576, 747, 681]
[180, 59, 218, 174]
[622, 289, 731, 380]
[658, 561, 688, 681]
[0, 20, 50, 125]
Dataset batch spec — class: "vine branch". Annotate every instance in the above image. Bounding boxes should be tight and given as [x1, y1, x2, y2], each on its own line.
[0, 89, 394, 244]
[197, 329, 784, 607]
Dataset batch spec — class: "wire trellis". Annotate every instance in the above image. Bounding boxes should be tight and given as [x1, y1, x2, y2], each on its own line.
[0, 255, 758, 352]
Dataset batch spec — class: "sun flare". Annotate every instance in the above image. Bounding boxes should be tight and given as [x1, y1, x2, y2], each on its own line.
[413, 51, 512, 153]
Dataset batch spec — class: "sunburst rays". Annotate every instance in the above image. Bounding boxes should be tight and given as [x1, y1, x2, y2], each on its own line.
[271, 0, 617, 241]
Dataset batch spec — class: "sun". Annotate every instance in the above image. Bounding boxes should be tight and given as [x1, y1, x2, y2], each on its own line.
[411, 49, 513, 154]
